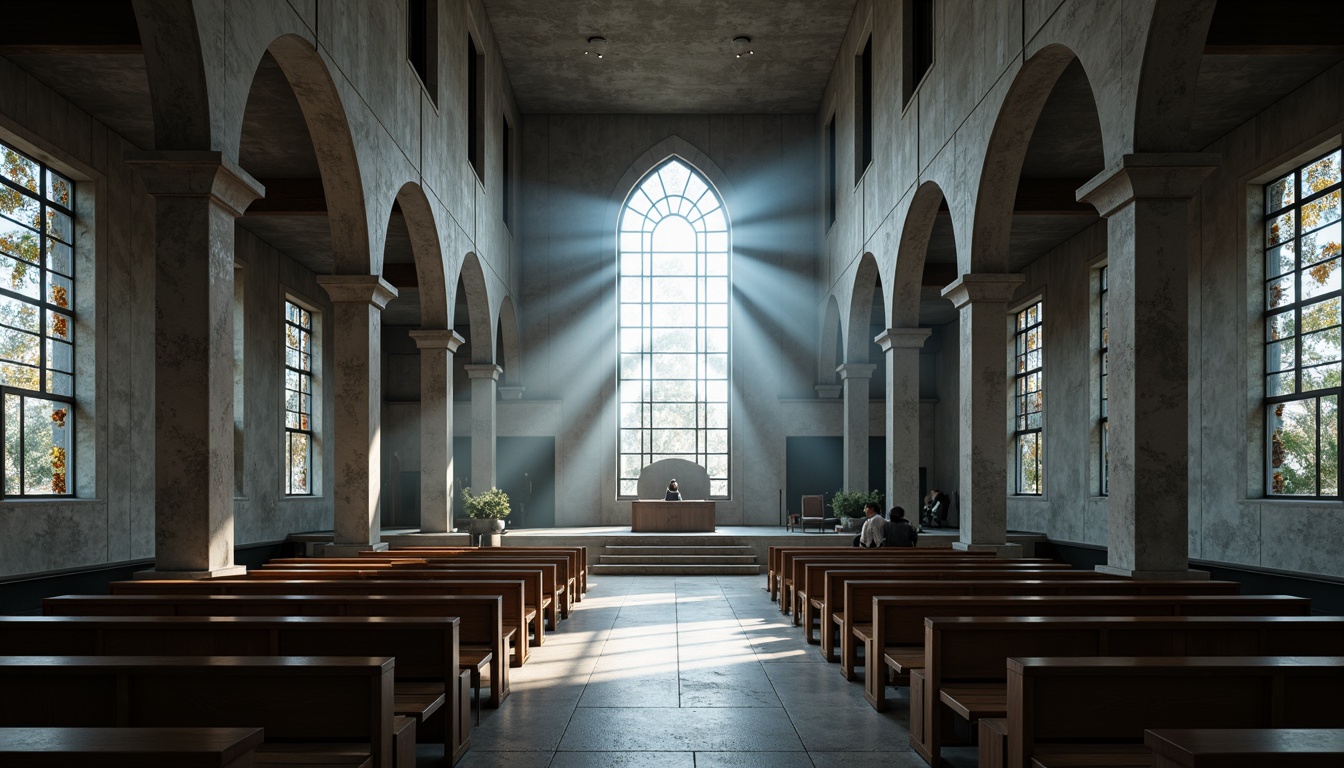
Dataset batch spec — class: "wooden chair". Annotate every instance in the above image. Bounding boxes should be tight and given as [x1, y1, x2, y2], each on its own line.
[799, 495, 831, 533]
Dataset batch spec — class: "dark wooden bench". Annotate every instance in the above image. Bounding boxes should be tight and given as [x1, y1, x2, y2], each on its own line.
[0, 656, 396, 768]
[774, 548, 1006, 610]
[0, 614, 474, 765]
[107, 578, 533, 667]
[360, 548, 582, 613]
[44, 593, 512, 709]
[1145, 728, 1344, 768]
[1004, 656, 1344, 768]
[907, 615, 1344, 766]
[841, 580, 1243, 680]
[766, 545, 994, 602]
[0, 726, 266, 768]
[379, 546, 587, 598]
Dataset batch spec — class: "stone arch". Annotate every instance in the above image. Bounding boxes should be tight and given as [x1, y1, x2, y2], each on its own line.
[1133, 0, 1219, 153]
[606, 135, 737, 236]
[496, 295, 521, 386]
[845, 252, 883, 363]
[819, 294, 842, 385]
[892, 181, 951, 327]
[457, 252, 493, 363]
[969, 44, 1081, 273]
[132, 0, 212, 149]
[393, 182, 449, 329]
[254, 34, 372, 274]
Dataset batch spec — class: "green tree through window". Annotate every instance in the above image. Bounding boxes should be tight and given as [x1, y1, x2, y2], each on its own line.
[617, 158, 731, 498]
[0, 141, 75, 496]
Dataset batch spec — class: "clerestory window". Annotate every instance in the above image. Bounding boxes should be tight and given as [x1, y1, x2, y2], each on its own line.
[617, 158, 730, 498]
[0, 142, 76, 497]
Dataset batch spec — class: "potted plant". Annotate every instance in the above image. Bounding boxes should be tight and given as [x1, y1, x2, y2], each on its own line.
[830, 489, 882, 532]
[460, 486, 511, 537]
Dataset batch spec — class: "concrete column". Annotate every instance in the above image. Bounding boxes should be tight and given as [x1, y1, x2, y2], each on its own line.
[875, 328, 932, 515]
[1079, 153, 1217, 579]
[942, 274, 1025, 556]
[408, 329, 465, 533]
[836, 363, 877, 492]
[316, 274, 398, 555]
[127, 151, 262, 578]
[465, 364, 503, 492]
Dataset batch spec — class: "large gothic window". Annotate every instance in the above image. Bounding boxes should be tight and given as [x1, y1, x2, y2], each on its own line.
[618, 158, 730, 498]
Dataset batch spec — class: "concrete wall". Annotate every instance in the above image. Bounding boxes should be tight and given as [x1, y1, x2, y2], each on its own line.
[518, 115, 821, 525]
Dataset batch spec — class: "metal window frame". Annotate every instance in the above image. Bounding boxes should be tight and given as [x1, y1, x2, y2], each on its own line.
[282, 299, 316, 496]
[1013, 300, 1044, 496]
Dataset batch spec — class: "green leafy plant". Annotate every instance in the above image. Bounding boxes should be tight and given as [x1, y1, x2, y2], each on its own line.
[460, 486, 511, 519]
[829, 488, 882, 519]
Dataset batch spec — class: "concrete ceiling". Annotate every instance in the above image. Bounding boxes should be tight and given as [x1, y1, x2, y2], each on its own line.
[481, 0, 858, 113]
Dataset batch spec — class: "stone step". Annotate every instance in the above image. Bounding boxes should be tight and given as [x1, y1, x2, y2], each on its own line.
[600, 554, 758, 565]
[604, 545, 755, 556]
[589, 564, 761, 576]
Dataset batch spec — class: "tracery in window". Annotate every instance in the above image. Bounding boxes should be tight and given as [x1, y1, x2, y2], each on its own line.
[617, 158, 730, 498]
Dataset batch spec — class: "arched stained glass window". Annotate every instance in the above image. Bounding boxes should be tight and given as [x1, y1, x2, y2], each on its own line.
[618, 158, 730, 498]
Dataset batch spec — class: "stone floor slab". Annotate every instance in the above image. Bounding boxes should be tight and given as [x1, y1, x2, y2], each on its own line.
[559, 707, 805, 752]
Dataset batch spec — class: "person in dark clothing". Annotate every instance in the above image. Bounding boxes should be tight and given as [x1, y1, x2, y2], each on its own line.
[665, 479, 682, 501]
[884, 506, 918, 547]
[921, 489, 949, 528]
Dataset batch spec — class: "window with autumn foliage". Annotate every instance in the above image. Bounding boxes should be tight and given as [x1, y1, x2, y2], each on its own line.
[0, 142, 75, 497]
[1014, 300, 1044, 495]
[284, 299, 316, 495]
[1265, 148, 1342, 497]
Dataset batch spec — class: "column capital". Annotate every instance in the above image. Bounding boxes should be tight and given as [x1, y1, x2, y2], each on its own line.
[126, 150, 264, 217]
[835, 362, 877, 380]
[498, 386, 525, 400]
[874, 327, 932, 352]
[464, 363, 504, 381]
[316, 274, 398, 309]
[409, 328, 465, 353]
[814, 383, 843, 399]
[1077, 152, 1219, 217]
[941, 273, 1025, 309]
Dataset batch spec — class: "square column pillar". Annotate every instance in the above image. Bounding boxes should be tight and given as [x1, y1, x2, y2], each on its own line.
[1079, 153, 1218, 579]
[127, 151, 262, 579]
[875, 328, 932, 514]
[465, 364, 503, 493]
[836, 363, 877, 493]
[942, 274, 1026, 556]
[316, 274, 398, 555]
[409, 329, 465, 533]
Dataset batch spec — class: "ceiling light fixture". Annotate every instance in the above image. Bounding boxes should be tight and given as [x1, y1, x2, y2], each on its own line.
[732, 36, 754, 58]
[585, 36, 608, 58]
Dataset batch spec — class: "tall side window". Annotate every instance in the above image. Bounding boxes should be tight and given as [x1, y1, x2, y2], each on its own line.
[1014, 300, 1044, 495]
[618, 158, 730, 498]
[407, 0, 438, 105]
[467, 34, 484, 183]
[825, 114, 837, 230]
[1265, 148, 1341, 497]
[854, 36, 873, 182]
[1098, 265, 1108, 495]
[903, 0, 934, 106]
[284, 299, 316, 495]
[0, 142, 75, 497]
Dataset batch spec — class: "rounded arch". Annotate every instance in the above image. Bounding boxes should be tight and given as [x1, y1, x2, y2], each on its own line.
[819, 294, 842, 385]
[892, 181, 952, 327]
[496, 295, 521, 386]
[393, 182, 449, 329]
[256, 34, 372, 274]
[970, 43, 1088, 273]
[844, 252, 883, 363]
[1133, 0, 1218, 152]
[133, 0, 212, 149]
[456, 252, 493, 363]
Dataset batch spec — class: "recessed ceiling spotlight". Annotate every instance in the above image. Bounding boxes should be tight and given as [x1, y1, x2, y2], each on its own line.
[732, 36, 754, 58]
[585, 36, 608, 58]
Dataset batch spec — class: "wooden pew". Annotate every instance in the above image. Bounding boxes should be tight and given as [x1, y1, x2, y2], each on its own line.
[44, 594, 512, 709]
[107, 579, 533, 667]
[368, 547, 586, 608]
[766, 545, 993, 601]
[773, 548, 1001, 609]
[841, 580, 1243, 680]
[0, 615, 473, 765]
[380, 546, 588, 598]
[0, 727, 266, 768]
[0, 656, 396, 768]
[908, 615, 1344, 766]
[1004, 656, 1344, 768]
[1145, 728, 1344, 768]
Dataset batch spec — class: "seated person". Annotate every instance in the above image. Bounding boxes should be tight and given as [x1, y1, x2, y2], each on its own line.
[852, 501, 886, 548]
[665, 479, 682, 501]
[884, 506, 918, 547]
[921, 489, 949, 528]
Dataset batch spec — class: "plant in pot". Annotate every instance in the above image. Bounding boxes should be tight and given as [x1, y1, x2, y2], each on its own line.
[460, 486, 511, 537]
[830, 489, 882, 532]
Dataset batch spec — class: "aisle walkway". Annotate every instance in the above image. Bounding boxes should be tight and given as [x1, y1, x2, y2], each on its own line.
[453, 575, 948, 767]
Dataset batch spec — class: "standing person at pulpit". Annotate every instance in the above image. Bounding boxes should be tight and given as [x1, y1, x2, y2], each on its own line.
[665, 479, 682, 501]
